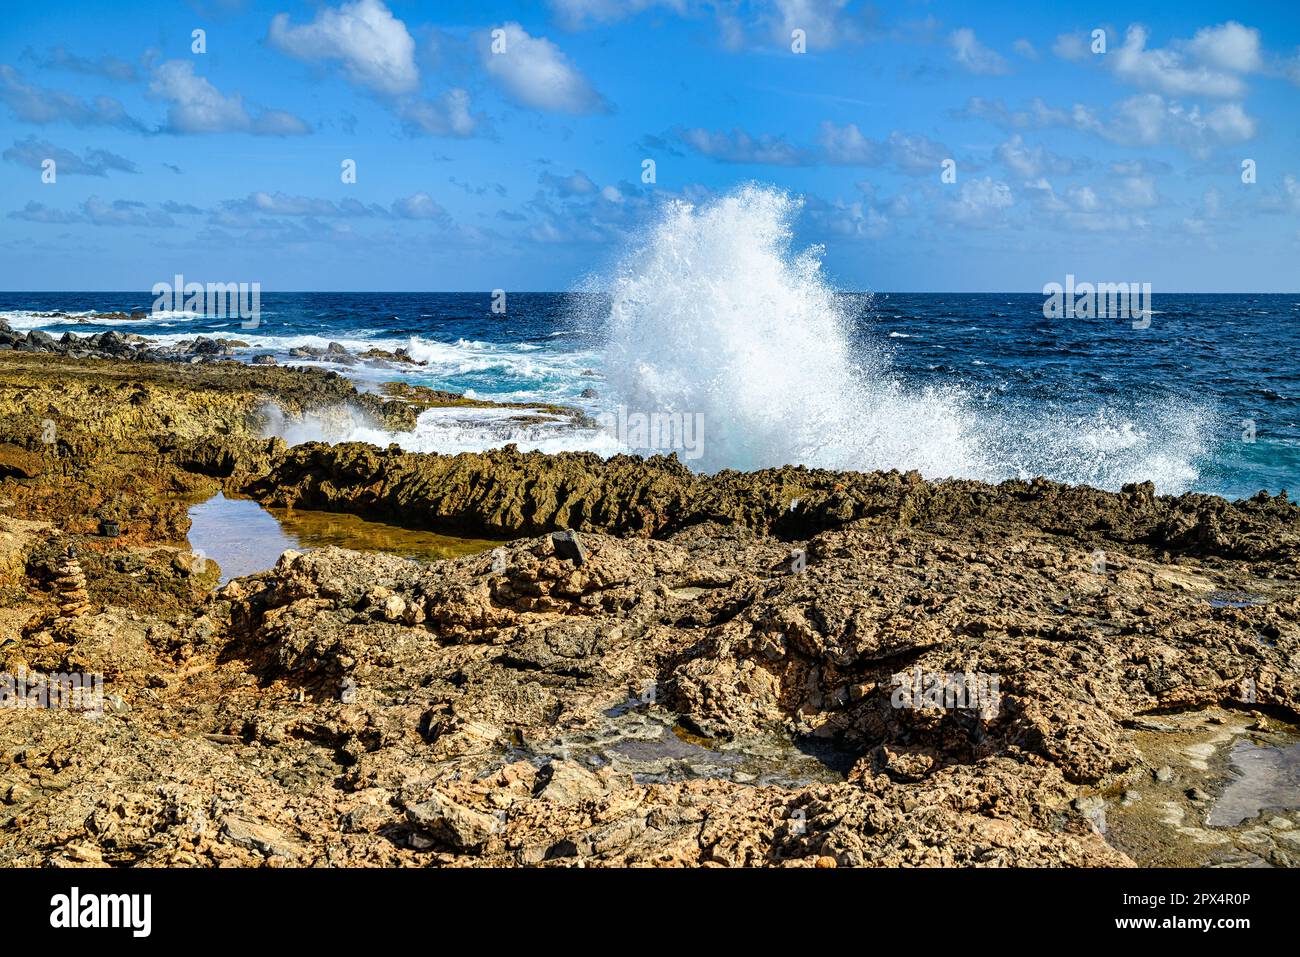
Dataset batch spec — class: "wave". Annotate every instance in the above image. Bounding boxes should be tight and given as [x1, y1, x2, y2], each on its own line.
[591, 183, 1214, 492]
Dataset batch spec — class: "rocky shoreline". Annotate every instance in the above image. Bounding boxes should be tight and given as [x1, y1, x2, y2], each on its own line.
[1, 350, 1298, 867]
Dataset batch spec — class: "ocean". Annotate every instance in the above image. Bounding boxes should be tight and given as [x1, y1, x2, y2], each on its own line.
[3, 288, 1295, 502]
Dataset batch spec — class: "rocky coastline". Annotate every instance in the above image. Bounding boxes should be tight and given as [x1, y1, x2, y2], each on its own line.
[1, 347, 1298, 867]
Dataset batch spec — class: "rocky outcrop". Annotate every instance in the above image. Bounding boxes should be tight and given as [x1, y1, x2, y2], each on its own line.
[0, 353, 1298, 868]
[248, 442, 1300, 569]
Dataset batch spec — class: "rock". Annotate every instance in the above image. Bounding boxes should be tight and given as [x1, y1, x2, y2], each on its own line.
[0, 443, 42, 479]
[252, 354, 277, 366]
[1154, 766, 1175, 783]
[551, 529, 587, 566]
[1186, 787, 1210, 802]
[406, 791, 498, 851]
[220, 815, 302, 859]
[533, 760, 607, 806]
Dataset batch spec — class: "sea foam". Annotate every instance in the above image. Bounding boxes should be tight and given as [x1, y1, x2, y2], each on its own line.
[596, 184, 1214, 492]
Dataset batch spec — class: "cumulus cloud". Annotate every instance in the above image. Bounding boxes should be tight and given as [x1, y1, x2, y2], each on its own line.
[1110, 175, 1160, 208]
[391, 191, 448, 220]
[479, 22, 608, 114]
[1013, 38, 1038, 61]
[37, 46, 139, 82]
[1052, 31, 1093, 61]
[818, 121, 881, 165]
[994, 134, 1075, 179]
[761, 0, 876, 49]
[400, 89, 482, 137]
[678, 126, 811, 165]
[949, 27, 1008, 75]
[149, 60, 309, 135]
[9, 197, 175, 227]
[2, 136, 137, 176]
[1110, 24, 1249, 98]
[222, 192, 386, 218]
[957, 93, 1257, 154]
[1186, 21, 1262, 73]
[540, 169, 599, 196]
[269, 0, 419, 96]
[547, 0, 685, 29]
[0, 65, 150, 132]
[944, 176, 1013, 226]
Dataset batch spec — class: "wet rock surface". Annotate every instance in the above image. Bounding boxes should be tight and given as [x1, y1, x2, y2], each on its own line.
[0, 354, 1297, 867]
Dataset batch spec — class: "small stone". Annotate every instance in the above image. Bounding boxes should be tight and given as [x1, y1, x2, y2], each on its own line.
[1154, 766, 1175, 783]
[1268, 817, 1293, 830]
[382, 594, 407, 621]
[406, 790, 497, 851]
[533, 760, 606, 806]
[815, 855, 837, 868]
[3, 783, 32, 805]
[221, 815, 302, 859]
[1121, 790, 1143, 806]
[1186, 787, 1210, 802]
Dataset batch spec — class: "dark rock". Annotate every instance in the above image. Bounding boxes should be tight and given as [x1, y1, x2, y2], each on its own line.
[551, 528, 587, 566]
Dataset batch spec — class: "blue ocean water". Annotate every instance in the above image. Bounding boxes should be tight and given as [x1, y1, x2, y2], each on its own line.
[2, 290, 1296, 500]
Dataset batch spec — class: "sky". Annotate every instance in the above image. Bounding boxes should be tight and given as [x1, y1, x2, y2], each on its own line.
[1, 0, 1298, 292]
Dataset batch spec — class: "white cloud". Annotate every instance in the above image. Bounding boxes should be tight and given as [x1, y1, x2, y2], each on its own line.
[541, 169, 599, 195]
[269, 0, 418, 96]
[1052, 32, 1091, 61]
[148, 61, 309, 136]
[994, 134, 1074, 178]
[548, 0, 685, 28]
[1187, 21, 1262, 73]
[400, 89, 481, 137]
[254, 110, 311, 136]
[1110, 175, 1160, 208]
[1107, 93, 1256, 150]
[1013, 38, 1038, 61]
[960, 92, 1256, 155]
[949, 28, 1008, 76]
[945, 176, 1013, 226]
[149, 61, 246, 133]
[392, 192, 447, 220]
[885, 130, 950, 175]
[0, 65, 150, 132]
[818, 121, 881, 164]
[2, 136, 136, 176]
[679, 126, 809, 165]
[1111, 24, 1247, 98]
[765, 0, 864, 48]
[480, 22, 607, 114]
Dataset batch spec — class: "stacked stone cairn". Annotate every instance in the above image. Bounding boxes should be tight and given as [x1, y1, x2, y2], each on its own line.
[54, 545, 91, 619]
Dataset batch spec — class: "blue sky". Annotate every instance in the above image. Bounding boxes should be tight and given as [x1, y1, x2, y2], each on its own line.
[1, 0, 1298, 291]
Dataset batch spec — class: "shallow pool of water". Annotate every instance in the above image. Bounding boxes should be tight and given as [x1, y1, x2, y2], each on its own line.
[1207, 737, 1300, 827]
[186, 493, 499, 584]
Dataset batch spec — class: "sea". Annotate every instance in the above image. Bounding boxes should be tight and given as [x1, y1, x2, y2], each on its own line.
[3, 288, 1294, 502]
[2, 186, 1296, 501]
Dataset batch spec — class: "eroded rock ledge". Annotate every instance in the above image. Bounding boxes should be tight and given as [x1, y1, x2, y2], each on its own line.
[0, 352, 1297, 868]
